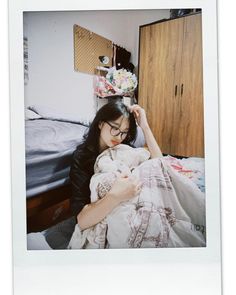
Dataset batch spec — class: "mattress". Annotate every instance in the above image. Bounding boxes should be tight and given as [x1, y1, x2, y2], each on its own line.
[25, 119, 88, 198]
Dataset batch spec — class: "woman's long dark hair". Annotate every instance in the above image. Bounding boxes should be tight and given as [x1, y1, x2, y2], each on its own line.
[74, 101, 137, 173]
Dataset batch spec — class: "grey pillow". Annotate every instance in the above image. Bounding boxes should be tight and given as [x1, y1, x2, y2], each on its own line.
[29, 104, 94, 126]
[25, 109, 42, 120]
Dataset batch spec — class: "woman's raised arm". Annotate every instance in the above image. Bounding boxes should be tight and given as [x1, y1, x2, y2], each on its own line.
[129, 104, 163, 158]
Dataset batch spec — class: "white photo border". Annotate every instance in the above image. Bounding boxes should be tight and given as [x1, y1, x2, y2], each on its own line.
[9, 1, 221, 294]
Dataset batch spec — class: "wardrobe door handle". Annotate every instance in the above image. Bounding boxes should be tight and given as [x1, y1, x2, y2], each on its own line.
[175, 85, 178, 97]
[181, 84, 184, 96]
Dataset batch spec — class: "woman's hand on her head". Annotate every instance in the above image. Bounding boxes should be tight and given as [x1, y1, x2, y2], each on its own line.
[129, 104, 163, 158]
[129, 104, 149, 130]
[108, 173, 142, 205]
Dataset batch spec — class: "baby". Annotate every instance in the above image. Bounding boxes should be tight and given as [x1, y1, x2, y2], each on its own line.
[89, 144, 150, 201]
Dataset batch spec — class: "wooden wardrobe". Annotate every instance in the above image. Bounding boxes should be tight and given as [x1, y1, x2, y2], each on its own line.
[138, 13, 204, 157]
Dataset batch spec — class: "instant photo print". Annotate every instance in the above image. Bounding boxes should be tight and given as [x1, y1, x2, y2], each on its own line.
[9, 1, 221, 294]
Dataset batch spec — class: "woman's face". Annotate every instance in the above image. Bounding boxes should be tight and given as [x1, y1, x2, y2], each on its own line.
[99, 115, 130, 152]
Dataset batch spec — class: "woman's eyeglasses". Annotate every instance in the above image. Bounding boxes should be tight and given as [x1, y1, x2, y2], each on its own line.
[105, 121, 129, 139]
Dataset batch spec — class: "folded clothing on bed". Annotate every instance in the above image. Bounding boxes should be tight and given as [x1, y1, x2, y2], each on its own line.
[165, 155, 205, 192]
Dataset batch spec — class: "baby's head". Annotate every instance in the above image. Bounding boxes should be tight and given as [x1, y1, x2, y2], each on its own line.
[91, 144, 150, 202]
[94, 144, 150, 174]
[98, 156, 131, 176]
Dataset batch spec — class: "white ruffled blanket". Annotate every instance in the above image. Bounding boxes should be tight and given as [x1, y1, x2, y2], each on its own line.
[68, 145, 206, 249]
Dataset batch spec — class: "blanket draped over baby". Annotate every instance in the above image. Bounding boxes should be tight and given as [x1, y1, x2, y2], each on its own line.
[68, 144, 206, 249]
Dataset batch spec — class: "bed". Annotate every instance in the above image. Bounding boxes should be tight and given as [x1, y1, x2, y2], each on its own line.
[25, 106, 146, 233]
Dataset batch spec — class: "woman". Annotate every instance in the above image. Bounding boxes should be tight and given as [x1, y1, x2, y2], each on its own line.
[69, 101, 162, 231]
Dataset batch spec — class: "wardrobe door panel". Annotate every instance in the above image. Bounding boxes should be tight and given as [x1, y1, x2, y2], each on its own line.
[173, 14, 204, 157]
[138, 18, 184, 154]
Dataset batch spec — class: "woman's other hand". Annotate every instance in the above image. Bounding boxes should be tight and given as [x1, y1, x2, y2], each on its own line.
[108, 173, 142, 205]
[77, 173, 142, 230]
[129, 104, 149, 130]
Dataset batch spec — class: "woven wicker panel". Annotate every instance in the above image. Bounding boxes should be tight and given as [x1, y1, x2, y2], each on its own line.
[74, 24, 113, 75]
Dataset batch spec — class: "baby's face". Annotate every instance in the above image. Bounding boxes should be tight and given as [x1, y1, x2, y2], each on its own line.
[115, 160, 132, 176]
[115, 151, 140, 170]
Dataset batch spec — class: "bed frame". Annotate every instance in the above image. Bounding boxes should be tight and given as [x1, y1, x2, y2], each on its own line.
[27, 184, 73, 233]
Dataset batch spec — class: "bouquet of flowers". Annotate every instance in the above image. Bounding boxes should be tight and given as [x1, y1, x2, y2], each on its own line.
[94, 67, 137, 98]
[94, 75, 117, 97]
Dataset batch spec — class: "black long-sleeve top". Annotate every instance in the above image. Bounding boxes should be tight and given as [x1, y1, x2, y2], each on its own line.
[69, 145, 98, 216]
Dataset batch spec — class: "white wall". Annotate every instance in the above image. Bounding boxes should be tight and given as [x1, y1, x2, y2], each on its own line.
[24, 9, 169, 116]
